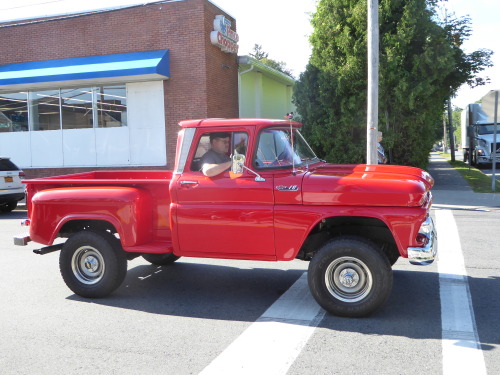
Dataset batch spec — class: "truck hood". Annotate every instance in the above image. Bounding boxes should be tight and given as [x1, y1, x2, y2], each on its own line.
[302, 164, 434, 207]
[478, 134, 500, 144]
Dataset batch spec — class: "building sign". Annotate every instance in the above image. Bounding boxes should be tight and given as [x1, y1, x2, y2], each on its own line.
[210, 15, 239, 54]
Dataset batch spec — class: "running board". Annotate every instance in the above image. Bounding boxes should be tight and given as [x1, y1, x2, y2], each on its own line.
[33, 244, 64, 255]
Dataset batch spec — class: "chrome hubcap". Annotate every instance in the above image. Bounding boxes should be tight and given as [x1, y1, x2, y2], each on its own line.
[325, 256, 373, 302]
[72, 246, 105, 285]
[339, 268, 360, 288]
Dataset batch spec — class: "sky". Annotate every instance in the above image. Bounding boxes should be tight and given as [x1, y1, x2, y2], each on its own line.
[0, 0, 497, 109]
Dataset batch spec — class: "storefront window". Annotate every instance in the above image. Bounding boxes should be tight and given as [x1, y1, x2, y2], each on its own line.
[0, 92, 29, 132]
[95, 85, 127, 127]
[30, 90, 61, 131]
[61, 87, 93, 129]
[2, 85, 128, 132]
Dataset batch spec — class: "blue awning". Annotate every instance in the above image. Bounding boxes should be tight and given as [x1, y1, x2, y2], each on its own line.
[0, 49, 170, 91]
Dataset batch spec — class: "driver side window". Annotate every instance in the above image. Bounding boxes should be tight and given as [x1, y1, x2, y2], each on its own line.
[190, 131, 248, 172]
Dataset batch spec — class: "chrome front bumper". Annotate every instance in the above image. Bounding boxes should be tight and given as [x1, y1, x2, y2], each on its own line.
[407, 217, 437, 265]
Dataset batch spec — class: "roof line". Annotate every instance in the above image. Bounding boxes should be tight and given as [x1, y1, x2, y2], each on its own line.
[0, 0, 186, 28]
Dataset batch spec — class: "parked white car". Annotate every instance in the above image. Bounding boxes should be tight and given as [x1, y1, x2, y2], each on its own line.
[0, 157, 25, 213]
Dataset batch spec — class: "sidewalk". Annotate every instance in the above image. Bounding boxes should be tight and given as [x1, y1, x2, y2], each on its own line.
[426, 153, 500, 209]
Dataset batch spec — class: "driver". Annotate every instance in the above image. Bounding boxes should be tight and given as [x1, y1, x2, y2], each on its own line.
[200, 132, 232, 177]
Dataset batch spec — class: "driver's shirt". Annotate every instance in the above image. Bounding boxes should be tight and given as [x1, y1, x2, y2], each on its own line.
[199, 149, 231, 171]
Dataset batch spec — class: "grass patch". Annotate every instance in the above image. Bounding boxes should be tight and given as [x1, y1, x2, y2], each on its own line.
[440, 154, 500, 193]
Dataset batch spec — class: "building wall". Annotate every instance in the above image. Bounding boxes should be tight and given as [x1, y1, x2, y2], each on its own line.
[238, 63, 295, 119]
[261, 77, 294, 119]
[0, 0, 239, 177]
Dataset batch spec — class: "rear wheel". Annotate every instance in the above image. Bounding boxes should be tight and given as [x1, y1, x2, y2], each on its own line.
[59, 231, 127, 298]
[0, 201, 17, 213]
[142, 253, 180, 265]
[308, 236, 393, 317]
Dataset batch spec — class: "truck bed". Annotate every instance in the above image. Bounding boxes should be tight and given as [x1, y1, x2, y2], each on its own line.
[24, 170, 174, 252]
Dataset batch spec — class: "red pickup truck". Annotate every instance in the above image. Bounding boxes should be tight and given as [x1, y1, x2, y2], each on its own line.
[15, 118, 437, 317]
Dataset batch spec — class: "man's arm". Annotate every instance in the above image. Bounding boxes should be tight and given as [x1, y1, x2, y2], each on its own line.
[201, 161, 232, 177]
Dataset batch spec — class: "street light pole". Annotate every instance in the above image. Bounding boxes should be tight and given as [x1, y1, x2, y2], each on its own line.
[447, 99, 455, 161]
[367, 0, 379, 165]
[492, 91, 498, 192]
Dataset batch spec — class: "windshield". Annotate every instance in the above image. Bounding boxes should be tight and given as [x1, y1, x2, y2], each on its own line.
[478, 124, 500, 135]
[254, 128, 320, 169]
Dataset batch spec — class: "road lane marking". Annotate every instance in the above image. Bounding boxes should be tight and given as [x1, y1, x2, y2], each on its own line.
[435, 210, 487, 375]
[200, 273, 324, 375]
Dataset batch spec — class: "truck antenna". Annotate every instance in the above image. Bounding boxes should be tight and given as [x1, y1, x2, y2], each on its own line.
[285, 112, 296, 175]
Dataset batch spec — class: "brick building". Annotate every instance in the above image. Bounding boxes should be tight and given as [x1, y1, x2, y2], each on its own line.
[0, 0, 240, 178]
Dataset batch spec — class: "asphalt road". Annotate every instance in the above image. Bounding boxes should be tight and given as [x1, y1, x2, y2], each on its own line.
[1, 206, 499, 375]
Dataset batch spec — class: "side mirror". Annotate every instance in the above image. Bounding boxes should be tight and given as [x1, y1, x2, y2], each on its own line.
[230, 153, 245, 178]
[230, 153, 266, 182]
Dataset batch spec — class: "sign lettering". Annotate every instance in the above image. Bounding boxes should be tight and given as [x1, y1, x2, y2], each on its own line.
[210, 15, 239, 54]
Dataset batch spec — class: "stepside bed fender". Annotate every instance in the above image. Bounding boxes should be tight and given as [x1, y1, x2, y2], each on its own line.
[29, 186, 153, 247]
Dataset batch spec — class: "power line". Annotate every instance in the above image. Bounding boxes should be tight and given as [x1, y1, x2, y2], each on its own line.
[0, 0, 67, 12]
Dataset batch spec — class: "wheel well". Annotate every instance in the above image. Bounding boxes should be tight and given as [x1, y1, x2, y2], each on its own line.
[59, 220, 118, 239]
[296, 216, 399, 261]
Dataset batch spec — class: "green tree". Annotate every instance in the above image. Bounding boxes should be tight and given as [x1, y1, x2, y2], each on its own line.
[249, 44, 294, 77]
[293, 0, 493, 168]
[250, 44, 269, 60]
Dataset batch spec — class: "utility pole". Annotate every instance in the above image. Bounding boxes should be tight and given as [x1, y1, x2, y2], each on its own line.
[366, 0, 379, 165]
[442, 116, 447, 152]
[494, 91, 498, 192]
[447, 99, 455, 161]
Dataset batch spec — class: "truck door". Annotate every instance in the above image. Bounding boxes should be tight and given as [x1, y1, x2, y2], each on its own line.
[174, 131, 276, 258]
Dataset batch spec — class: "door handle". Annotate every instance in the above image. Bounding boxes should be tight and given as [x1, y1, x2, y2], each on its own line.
[180, 180, 199, 187]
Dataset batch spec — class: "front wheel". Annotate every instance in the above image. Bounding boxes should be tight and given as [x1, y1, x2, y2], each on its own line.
[308, 236, 392, 317]
[59, 231, 127, 298]
[472, 152, 477, 166]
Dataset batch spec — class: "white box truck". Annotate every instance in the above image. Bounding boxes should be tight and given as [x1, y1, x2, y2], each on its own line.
[461, 102, 500, 166]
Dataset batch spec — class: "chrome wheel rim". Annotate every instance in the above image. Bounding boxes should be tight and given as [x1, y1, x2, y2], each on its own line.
[71, 246, 105, 285]
[325, 256, 372, 302]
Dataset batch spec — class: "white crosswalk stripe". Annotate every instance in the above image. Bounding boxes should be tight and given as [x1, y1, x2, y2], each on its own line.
[200, 273, 324, 375]
[435, 209, 487, 375]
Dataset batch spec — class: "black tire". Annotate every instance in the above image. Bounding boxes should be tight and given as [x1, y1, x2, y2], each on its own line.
[142, 253, 180, 265]
[383, 246, 400, 266]
[0, 201, 17, 213]
[308, 236, 393, 317]
[59, 231, 127, 298]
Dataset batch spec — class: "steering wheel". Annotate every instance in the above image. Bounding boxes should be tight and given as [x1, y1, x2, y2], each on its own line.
[270, 150, 292, 166]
